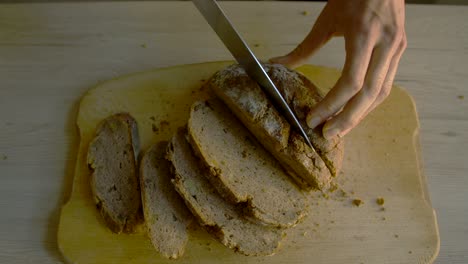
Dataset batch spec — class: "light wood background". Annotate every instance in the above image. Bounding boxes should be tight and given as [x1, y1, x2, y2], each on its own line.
[0, 2, 466, 263]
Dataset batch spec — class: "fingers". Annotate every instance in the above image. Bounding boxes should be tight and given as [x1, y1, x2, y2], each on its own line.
[322, 34, 406, 139]
[322, 45, 394, 138]
[306, 33, 375, 130]
[363, 34, 407, 117]
[270, 5, 334, 68]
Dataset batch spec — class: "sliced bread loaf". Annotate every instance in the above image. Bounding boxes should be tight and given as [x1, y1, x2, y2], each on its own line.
[209, 64, 344, 189]
[187, 99, 307, 228]
[87, 113, 141, 233]
[209, 64, 332, 190]
[167, 129, 283, 256]
[139, 141, 192, 259]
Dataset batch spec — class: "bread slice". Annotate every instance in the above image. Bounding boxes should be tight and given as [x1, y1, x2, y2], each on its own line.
[167, 129, 283, 256]
[209, 64, 344, 190]
[266, 64, 344, 178]
[87, 113, 142, 233]
[139, 141, 192, 259]
[187, 99, 307, 228]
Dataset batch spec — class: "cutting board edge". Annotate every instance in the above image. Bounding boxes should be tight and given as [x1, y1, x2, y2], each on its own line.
[404, 87, 440, 262]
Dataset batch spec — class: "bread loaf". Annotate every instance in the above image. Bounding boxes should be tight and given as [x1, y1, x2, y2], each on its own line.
[209, 64, 344, 191]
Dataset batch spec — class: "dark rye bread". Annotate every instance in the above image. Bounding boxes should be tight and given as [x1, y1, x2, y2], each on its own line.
[139, 141, 192, 259]
[167, 129, 283, 256]
[87, 113, 142, 233]
[209, 64, 344, 189]
[187, 99, 307, 228]
[266, 64, 344, 177]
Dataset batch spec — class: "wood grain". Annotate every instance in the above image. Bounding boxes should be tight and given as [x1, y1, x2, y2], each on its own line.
[0, 2, 466, 263]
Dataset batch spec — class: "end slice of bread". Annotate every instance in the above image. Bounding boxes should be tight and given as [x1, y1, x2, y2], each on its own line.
[266, 64, 344, 177]
[187, 99, 307, 228]
[140, 141, 192, 259]
[87, 113, 142, 233]
[167, 129, 283, 256]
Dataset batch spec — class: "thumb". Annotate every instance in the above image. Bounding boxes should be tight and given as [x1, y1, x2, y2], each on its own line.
[270, 7, 334, 68]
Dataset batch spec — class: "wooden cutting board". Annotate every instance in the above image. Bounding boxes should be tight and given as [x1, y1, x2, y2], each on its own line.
[57, 61, 439, 264]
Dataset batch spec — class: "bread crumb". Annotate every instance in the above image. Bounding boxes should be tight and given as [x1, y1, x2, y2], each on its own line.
[160, 120, 170, 130]
[381, 207, 386, 211]
[328, 183, 338, 193]
[2, 155, 7, 160]
[301, 10, 309, 16]
[149, 116, 156, 121]
[241, 150, 248, 158]
[408, 250, 412, 254]
[253, 44, 260, 47]
[458, 95, 464, 100]
[382, 217, 386, 221]
[376, 197, 385, 206]
[394, 234, 399, 238]
[140, 43, 147, 48]
[302, 231, 307, 236]
[352, 199, 363, 207]
[151, 124, 159, 133]
[339, 189, 348, 197]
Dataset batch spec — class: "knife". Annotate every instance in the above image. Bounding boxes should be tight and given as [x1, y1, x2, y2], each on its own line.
[192, 0, 315, 151]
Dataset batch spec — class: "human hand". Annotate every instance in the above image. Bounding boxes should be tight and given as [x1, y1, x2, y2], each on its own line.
[270, 0, 407, 139]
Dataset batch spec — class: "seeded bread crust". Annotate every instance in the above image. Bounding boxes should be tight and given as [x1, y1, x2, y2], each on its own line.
[187, 99, 307, 228]
[87, 113, 142, 234]
[166, 129, 283, 256]
[139, 141, 192, 259]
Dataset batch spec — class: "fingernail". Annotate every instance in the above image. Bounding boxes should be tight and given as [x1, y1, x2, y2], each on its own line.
[323, 123, 340, 139]
[323, 128, 339, 140]
[307, 116, 321, 128]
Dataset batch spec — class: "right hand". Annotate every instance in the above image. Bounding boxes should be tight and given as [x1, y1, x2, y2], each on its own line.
[271, 0, 407, 139]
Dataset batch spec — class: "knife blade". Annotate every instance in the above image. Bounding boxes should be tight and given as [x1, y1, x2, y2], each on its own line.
[192, 0, 315, 151]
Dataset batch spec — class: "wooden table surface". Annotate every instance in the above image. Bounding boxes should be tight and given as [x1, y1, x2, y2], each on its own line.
[0, 2, 466, 263]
